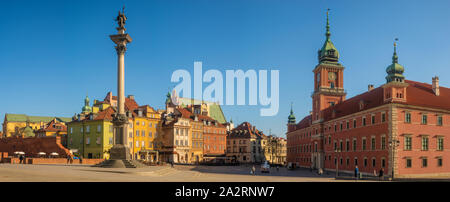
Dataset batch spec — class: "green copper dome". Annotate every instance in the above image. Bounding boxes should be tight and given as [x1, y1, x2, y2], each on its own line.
[165, 91, 172, 104]
[82, 96, 92, 113]
[386, 41, 405, 83]
[318, 10, 339, 63]
[288, 103, 296, 124]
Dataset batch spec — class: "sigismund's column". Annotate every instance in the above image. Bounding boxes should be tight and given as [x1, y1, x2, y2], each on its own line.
[109, 8, 132, 160]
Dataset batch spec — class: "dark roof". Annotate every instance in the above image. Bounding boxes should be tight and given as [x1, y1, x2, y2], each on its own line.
[228, 122, 266, 139]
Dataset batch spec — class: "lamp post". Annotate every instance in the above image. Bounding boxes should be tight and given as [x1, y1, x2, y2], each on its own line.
[388, 138, 400, 181]
[335, 148, 341, 178]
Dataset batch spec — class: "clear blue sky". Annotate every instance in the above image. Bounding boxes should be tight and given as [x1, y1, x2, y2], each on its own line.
[1, 0, 450, 137]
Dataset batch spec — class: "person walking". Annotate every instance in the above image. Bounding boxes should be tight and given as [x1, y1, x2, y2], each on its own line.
[67, 155, 71, 164]
[19, 155, 23, 164]
[276, 165, 279, 172]
[354, 166, 359, 180]
[171, 160, 174, 168]
[379, 168, 384, 181]
[252, 165, 256, 175]
[79, 156, 83, 164]
[373, 169, 377, 177]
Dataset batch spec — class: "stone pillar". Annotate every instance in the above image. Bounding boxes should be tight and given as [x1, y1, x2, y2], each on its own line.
[109, 15, 133, 160]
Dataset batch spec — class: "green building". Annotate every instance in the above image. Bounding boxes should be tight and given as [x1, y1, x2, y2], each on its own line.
[67, 100, 115, 159]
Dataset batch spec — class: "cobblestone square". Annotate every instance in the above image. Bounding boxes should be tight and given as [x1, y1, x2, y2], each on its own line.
[0, 164, 360, 182]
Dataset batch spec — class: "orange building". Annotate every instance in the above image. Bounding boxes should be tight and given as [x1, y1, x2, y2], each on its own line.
[200, 115, 227, 163]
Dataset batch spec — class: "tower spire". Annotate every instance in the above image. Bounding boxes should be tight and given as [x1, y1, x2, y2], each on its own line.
[326, 8, 331, 39]
[386, 38, 405, 83]
[392, 38, 399, 64]
[288, 102, 296, 124]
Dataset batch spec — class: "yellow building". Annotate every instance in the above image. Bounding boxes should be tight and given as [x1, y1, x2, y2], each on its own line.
[2, 114, 71, 138]
[264, 135, 287, 165]
[130, 105, 161, 162]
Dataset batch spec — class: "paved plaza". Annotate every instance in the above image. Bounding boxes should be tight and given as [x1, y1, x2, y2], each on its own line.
[0, 164, 361, 182]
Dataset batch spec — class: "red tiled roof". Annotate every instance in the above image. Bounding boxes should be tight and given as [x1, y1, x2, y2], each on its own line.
[228, 122, 266, 139]
[35, 119, 67, 132]
[103, 92, 139, 112]
[322, 86, 385, 122]
[295, 115, 312, 130]
[93, 107, 116, 121]
[176, 107, 224, 127]
[401, 80, 450, 111]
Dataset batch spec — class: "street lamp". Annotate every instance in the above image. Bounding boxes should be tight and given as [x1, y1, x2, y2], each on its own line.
[335, 148, 341, 178]
[388, 139, 400, 181]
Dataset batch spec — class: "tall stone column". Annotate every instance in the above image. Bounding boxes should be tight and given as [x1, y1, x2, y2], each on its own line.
[109, 9, 133, 160]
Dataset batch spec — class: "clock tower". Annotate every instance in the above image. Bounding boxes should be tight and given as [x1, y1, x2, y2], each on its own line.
[311, 10, 346, 123]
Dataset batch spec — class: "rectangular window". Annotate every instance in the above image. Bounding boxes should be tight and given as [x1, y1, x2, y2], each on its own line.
[362, 139, 367, 151]
[340, 123, 343, 131]
[142, 130, 145, 137]
[405, 136, 412, 150]
[422, 136, 429, 151]
[371, 115, 375, 124]
[129, 132, 133, 138]
[96, 137, 101, 144]
[149, 131, 152, 138]
[353, 120, 357, 128]
[353, 139, 357, 151]
[405, 112, 411, 123]
[422, 114, 427, 124]
[109, 125, 113, 133]
[97, 125, 101, 132]
[437, 158, 443, 167]
[363, 117, 366, 126]
[142, 141, 145, 148]
[437, 137, 444, 151]
[406, 159, 412, 168]
[346, 140, 350, 151]
[86, 137, 90, 144]
[109, 137, 113, 145]
[371, 137, 376, 150]
[437, 116, 443, 126]
[136, 141, 139, 148]
[382, 113, 386, 122]
[340, 141, 343, 151]
[422, 158, 427, 167]
[136, 130, 140, 137]
[129, 142, 133, 148]
[70, 127, 73, 134]
[86, 126, 90, 133]
[381, 136, 386, 150]
[346, 121, 349, 129]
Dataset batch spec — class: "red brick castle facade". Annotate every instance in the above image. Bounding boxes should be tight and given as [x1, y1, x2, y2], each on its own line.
[286, 11, 450, 178]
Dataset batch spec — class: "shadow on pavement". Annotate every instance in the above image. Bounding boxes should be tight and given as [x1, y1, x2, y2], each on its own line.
[176, 165, 335, 179]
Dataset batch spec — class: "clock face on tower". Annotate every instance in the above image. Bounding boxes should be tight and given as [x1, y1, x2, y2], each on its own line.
[328, 72, 336, 81]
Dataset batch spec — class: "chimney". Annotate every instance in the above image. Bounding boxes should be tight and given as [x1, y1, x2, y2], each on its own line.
[432, 76, 440, 96]
[127, 95, 135, 100]
[368, 84, 374, 92]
